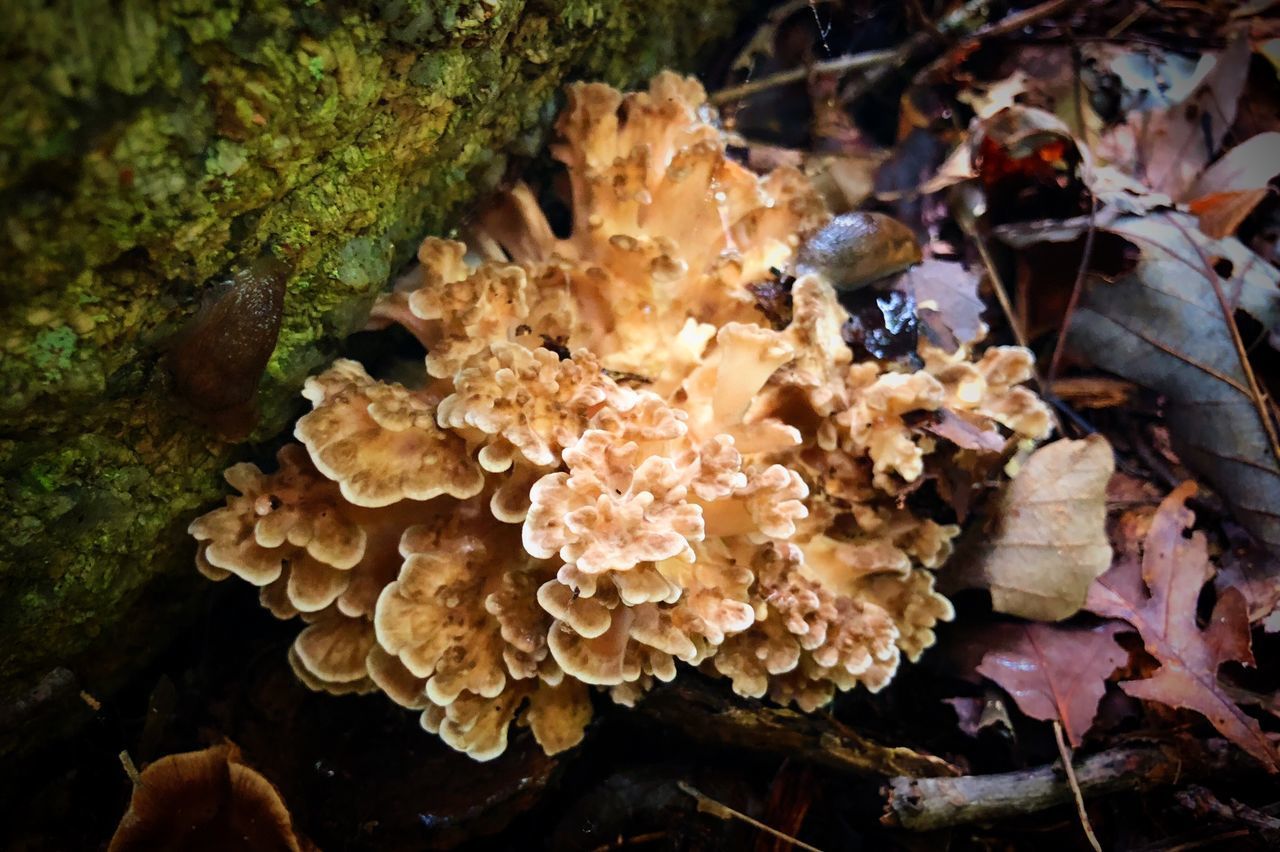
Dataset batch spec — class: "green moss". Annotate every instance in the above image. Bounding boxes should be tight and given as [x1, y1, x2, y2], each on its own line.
[0, 0, 744, 750]
[29, 327, 78, 381]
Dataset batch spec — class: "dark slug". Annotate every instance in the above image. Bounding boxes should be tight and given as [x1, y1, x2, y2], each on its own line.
[167, 254, 291, 436]
[795, 212, 923, 291]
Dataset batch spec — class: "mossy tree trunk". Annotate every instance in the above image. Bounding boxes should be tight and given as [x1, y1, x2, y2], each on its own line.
[0, 0, 743, 750]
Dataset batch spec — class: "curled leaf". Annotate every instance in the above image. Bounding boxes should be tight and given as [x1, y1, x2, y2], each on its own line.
[967, 435, 1116, 621]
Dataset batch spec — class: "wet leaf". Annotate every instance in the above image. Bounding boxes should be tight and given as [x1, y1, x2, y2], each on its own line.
[966, 435, 1116, 621]
[1086, 482, 1280, 771]
[975, 621, 1129, 746]
[1068, 211, 1280, 553]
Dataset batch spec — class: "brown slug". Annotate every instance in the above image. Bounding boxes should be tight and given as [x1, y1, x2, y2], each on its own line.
[167, 254, 291, 437]
[795, 212, 923, 290]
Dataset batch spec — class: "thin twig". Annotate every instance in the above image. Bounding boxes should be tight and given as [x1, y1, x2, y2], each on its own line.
[840, 0, 1080, 105]
[679, 782, 825, 852]
[885, 738, 1272, 831]
[1047, 192, 1098, 385]
[710, 50, 897, 105]
[967, 216, 1028, 350]
[1054, 721, 1103, 852]
[119, 750, 143, 788]
[965, 0, 1080, 43]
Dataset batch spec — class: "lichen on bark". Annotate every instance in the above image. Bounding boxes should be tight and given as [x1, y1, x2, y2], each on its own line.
[0, 0, 743, 745]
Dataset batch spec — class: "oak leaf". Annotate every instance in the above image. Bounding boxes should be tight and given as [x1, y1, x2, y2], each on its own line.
[976, 621, 1129, 746]
[1085, 482, 1280, 770]
[966, 435, 1115, 620]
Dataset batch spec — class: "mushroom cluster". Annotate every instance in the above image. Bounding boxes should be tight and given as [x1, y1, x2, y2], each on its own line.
[191, 72, 1052, 760]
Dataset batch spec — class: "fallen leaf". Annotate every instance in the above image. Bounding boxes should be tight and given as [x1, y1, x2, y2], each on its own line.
[1188, 132, 1280, 237]
[1085, 482, 1280, 771]
[976, 621, 1129, 746]
[944, 696, 1014, 738]
[806, 152, 887, 213]
[1214, 538, 1280, 628]
[1189, 188, 1271, 239]
[1190, 132, 1280, 196]
[904, 259, 985, 351]
[966, 435, 1115, 621]
[1090, 36, 1251, 199]
[918, 408, 1006, 452]
[1067, 211, 1280, 554]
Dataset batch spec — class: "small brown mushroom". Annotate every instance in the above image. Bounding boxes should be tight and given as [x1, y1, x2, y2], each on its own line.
[108, 743, 311, 852]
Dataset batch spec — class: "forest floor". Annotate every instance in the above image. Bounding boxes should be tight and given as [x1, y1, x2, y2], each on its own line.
[7, 1, 1280, 850]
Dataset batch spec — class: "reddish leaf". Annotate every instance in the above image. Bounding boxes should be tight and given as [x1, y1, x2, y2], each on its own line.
[1085, 482, 1280, 770]
[1214, 540, 1280, 628]
[976, 621, 1128, 747]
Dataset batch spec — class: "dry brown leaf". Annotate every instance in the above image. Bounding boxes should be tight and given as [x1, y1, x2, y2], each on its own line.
[968, 435, 1116, 621]
[1067, 211, 1280, 554]
[1187, 132, 1280, 237]
[1085, 482, 1280, 771]
[1188, 188, 1271, 240]
[975, 621, 1129, 747]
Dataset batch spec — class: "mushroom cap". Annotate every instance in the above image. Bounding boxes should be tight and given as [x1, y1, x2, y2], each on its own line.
[190, 70, 1053, 762]
[296, 359, 484, 507]
[108, 743, 308, 852]
[437, 343, 633, 472]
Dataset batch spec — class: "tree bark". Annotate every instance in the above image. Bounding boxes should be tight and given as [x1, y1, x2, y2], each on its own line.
[0, 0, 744, 754]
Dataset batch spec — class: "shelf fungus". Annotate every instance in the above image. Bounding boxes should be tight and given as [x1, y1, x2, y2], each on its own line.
[191, 72, 1052, 761]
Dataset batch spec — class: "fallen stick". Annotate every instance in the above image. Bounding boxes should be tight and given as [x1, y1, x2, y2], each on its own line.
[641, 677, 957, 779]
[884, 738, 1266, 831]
